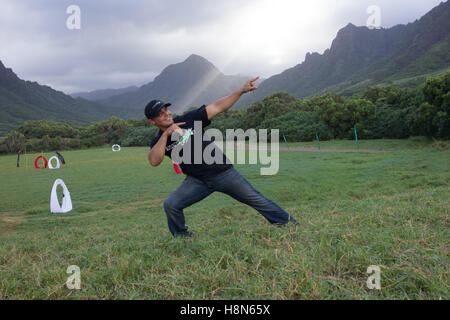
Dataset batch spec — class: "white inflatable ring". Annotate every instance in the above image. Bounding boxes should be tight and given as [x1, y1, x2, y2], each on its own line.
[50, 179, 73, 213]
[112, 144, 121, 152]
[48, 156, 60, 169]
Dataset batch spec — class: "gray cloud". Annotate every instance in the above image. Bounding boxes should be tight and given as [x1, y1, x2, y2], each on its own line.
[0, 0, 444, 93]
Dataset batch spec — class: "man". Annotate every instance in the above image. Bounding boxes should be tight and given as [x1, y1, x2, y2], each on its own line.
[146, 77, 297, 237]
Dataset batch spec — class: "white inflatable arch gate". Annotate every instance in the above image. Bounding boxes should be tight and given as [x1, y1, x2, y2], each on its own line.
[50, 179, 73, 213]
[48, 156, 60, 169]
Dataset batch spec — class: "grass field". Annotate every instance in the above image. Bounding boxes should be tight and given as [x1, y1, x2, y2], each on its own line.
[0, 137, 448, 299]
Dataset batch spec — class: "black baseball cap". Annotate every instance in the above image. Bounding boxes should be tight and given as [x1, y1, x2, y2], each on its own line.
[145, 100, 171, 119]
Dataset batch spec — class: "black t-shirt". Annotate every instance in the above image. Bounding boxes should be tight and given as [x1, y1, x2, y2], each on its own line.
[150, 105, 232, 179]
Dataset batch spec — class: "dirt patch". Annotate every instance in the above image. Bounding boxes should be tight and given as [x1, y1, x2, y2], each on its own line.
[279, 147, 385, 153]
[241, 146, 385, 153]
[1, 215, 23, 235]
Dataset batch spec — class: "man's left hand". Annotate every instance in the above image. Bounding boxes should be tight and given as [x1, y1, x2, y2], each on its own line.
[241, 77, 259, 94]
[206, 76, 260, 120]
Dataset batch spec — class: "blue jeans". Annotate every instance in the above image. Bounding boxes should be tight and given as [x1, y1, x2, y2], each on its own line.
[163, 167, 297, 236]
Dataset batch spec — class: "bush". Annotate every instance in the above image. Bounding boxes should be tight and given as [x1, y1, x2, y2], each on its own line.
[2, 130, 26, 153]
[120, 126, 159, 146]
[80, 136, 105, 148]
[367, 107, 411, 138]
[210, 116, 244, 134]
[67, 138, 81, 149]
[408, 71, 450, 139]
[259, 111, 333, 142]
[18, 120, 79, 138]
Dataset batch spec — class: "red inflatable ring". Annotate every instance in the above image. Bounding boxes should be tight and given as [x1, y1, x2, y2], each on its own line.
[35, 156, 48, 169]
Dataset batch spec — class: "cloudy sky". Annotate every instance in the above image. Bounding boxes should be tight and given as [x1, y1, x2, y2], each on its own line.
[0, 0, 444, 93]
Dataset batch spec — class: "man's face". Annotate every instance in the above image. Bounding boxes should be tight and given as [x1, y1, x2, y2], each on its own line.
[149, 106, 174, 128]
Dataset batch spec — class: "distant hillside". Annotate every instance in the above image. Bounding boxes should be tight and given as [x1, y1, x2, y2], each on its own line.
[70, 85, 139, 101]
[0, 61, 125, 136]
[98, 54, 250, 116]
[234, 1, 450, 109]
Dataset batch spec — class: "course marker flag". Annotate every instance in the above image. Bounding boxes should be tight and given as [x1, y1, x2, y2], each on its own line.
[55, 151, 66, 165]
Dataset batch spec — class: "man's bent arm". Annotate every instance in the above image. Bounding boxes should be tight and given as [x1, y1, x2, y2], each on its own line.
[148, 133, 168, 166]
[206, 77, 259, 120]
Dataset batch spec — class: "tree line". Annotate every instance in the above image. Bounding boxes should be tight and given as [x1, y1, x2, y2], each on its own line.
[1, 70, 448, 154]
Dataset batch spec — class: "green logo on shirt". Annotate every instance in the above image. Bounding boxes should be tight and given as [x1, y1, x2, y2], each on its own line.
[178, 128, 194, 145]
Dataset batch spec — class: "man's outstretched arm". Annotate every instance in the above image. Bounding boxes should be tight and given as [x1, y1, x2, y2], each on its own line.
[206, 77, 259, 120]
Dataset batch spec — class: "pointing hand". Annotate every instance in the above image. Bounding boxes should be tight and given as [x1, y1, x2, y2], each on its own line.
[164, 122, 186, 137]
[241, 77, 259, 93]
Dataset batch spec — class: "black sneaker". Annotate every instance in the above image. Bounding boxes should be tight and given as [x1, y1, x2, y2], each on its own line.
[175, 231, 194, 238]
[289, 217, 299, 226]
[273, 220, 299, 227]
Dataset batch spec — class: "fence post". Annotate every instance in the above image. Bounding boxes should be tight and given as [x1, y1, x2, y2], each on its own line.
[354, 125, 359, 150]
[315, 131, 320, 151]
[282, 134, 289, 149]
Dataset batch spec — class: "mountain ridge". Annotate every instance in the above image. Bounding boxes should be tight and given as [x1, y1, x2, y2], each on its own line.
[98, 54, 250, 116]
[1, 2, 449, 136]
[0, 60, 127, 136]
[71, 85, 139, 101]
[233, 1, 450, 108]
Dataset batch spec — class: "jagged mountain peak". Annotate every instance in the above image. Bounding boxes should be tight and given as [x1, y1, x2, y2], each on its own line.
[0, 60, 19, 83]
[185, 54, 211, 63]
[343, 22, 358, 29]
[181, 54, 219, 72]
[304, 52, 321, 62]
[0, 60, 14, 73]
[157, 54, 219, 78]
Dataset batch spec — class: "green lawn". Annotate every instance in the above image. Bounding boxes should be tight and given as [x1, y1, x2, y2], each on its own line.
[0, 138, 448, 299]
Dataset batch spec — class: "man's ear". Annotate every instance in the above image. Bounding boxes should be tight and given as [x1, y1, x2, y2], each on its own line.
[148, 119, 155, 125]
